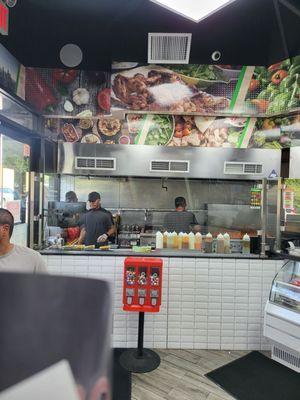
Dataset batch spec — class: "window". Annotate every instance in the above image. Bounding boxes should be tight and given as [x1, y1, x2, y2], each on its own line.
[0, 134, 30, 246]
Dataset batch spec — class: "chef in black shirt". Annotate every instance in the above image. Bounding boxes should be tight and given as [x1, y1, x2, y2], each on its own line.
[78, 192, 115, 246]
[164, 196, 200, 233]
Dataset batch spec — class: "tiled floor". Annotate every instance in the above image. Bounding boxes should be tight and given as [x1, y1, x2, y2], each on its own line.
[132, 349, 249, 400]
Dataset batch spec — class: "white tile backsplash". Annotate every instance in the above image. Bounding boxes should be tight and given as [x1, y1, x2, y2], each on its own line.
[44, 254, 279, 350]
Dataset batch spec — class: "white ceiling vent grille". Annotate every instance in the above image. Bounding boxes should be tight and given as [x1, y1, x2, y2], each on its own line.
[148, 33, 192, 64]
[224, 162, 263, 175]
[150, 160, 189, 173]
[75, 157, 116, 171]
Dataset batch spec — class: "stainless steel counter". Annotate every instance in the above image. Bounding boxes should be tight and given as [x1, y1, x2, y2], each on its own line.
[39, 248, 265, 258]
[270, 251, 300, 262]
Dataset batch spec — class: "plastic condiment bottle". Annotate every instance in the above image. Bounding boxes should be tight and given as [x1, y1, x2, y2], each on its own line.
[242, 233, 251, 254]
[156, 231, 163, 249]
[167, 232, 173, 249]
[216, 233, 225, 254]
[182, 233, 189, 249]
[205, 232, 213, 253]
[223, 232, 231, 254]
[188, 232, 195, 250]
[195, 232, 202, 251]
[163, 231, 168, 248]
[172, 231, 178, 249]
[178, 232, 183, 249]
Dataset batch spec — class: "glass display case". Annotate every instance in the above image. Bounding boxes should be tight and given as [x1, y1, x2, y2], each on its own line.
[269, 260, 300, 312]
[264, 258, 300, 372]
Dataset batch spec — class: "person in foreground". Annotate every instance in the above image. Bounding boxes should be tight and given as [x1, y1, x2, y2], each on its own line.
[0, 208, 47, 273]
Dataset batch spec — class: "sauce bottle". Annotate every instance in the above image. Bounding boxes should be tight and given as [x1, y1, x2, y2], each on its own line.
[205, 232, 213, 253]
[188, 232, 195, 250]
[167, 232, 173, 248]
[172, 231, 178, 249]
[242, 233, 250, 254]
[163, 231, 168, 248]
[182, 233, 189, 249]
[223, 232, 231, 254]
[216, 233, 225, 253]
[195, 232, 202, 251]
[178, 232, 183, 249]
[156, 231, 163, 249]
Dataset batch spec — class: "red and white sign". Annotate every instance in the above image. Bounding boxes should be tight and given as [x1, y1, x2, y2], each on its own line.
[0, 1, 9, 35]
[23, 144, 31, 157]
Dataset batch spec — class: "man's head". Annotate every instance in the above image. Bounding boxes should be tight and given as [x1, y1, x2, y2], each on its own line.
[175, 197, 187, 211]
[0, 208, 14, 241]
[65, 191, 78, 203]
[88, 192, 101, 210]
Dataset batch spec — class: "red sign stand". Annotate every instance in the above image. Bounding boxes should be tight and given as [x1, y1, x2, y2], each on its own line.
[120, 257, 163, 373]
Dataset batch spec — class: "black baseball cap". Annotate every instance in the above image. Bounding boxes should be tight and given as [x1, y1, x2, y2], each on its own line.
[88, 192, 101, 202]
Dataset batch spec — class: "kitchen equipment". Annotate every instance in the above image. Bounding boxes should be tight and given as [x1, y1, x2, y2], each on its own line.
[140, 233, 156, 248]
[250, 236, 261, 254]
[117, 231, 140, 248]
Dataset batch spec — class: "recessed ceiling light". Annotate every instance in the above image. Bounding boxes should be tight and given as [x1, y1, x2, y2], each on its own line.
[150, 0, 237, 23]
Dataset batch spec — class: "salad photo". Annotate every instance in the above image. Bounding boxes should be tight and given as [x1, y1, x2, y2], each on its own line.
[245, 55, 300, 115]
[249, 115, 300, 149]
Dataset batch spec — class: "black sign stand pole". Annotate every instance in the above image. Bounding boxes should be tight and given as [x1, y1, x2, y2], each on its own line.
[119, 312, 160, 373]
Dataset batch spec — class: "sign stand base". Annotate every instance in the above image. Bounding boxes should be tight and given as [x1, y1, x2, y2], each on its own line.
[119, 312, 160, 373]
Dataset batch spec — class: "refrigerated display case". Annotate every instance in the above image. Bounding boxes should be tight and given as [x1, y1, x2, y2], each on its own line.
[264, 259, 300, 372]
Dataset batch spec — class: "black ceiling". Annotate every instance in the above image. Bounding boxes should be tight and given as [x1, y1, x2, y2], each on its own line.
[0, 0, 300, 70]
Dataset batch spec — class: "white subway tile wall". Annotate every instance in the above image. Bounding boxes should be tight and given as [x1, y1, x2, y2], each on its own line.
[42, 255, 284, 350]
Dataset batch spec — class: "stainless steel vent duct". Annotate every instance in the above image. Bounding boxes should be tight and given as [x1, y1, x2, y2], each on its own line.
[150, 160, 190, 173]
[58, 143, 281, 180]
[224, 162, 263, 175]
[75, 157, 116, 171]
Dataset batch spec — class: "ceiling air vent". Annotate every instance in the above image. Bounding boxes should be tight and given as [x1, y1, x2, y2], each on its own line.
[148, 33, 192, 64]
[224, 162, 263, 175]
[150, 160, 189, 173]
[75, 157, 116, 171]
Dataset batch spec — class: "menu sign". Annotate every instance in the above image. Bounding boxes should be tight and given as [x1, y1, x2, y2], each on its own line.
[0, 1, 8, 35]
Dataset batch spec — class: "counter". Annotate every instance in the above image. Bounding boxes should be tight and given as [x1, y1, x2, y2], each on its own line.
[40, 248, 265, 258]
[41, 250, 284, 351]
[270, 252, 300, 262]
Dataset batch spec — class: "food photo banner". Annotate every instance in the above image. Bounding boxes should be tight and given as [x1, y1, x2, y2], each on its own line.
[25, 67, 111, 117]
[111, 57, 300, 116]
[45, 112, 300, 150]
[0, 40, 299, 118]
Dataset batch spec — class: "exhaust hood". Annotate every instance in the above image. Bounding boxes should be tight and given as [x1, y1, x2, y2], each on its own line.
[58, 143, 281, 180]
[289, 147, 300, 178]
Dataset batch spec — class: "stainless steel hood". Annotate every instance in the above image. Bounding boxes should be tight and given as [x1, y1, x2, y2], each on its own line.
[58, 143, 281, 180]
[289, 147, 300, 178]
